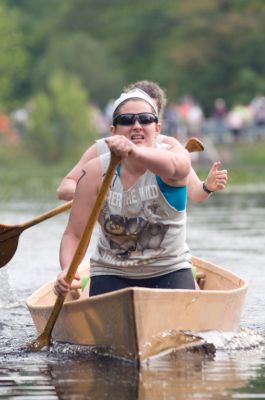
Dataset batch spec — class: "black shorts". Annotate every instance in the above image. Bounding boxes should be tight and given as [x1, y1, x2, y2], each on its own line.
[89, 268, 195, 296]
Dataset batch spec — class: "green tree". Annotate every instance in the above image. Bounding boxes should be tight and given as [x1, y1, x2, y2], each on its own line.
[145, 1, 265, 112]
[26, 71, 94, 162]
[3, 0, 265, 114]
[32, 33, 125, 108]
[0, 3, 28, 109]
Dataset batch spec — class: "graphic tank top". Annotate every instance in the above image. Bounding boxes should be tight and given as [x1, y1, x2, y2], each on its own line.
[90, 152, 192, 279]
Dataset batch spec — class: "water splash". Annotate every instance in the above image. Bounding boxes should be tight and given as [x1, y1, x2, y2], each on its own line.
[47, 327, 265, 362]
[194, 327, 265, 351]
[0, 269, 20, 308]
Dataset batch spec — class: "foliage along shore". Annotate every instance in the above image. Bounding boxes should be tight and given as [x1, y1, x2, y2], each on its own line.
[2, 1, 265, 115]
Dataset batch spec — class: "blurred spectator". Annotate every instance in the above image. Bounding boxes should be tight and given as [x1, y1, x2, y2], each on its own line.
[11, 107, 29, 138]
[177, 94, 193, 123]
[250, 94, 265, 126]
[163, 102, 178, 137]
[186, 100, 204, 138]
[226, 105, 245, 142]
[212, 98, 227, 143]
[0, 110, 18, 143]
[0, 111, 9, 133]
[250, 94, 265, 139]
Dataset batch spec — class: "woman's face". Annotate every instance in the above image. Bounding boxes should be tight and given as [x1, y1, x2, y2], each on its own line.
[111, 99, 161, 147]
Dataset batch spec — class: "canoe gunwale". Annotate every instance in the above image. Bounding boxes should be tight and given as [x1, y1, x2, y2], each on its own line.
[26, 256, 248, 310]
[27, 285, 247, 311]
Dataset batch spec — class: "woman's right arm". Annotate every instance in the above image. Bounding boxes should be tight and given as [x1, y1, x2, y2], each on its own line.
[54, 157, 102, 295]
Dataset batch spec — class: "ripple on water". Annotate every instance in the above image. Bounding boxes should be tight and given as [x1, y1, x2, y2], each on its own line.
[0, 362, 58, 399]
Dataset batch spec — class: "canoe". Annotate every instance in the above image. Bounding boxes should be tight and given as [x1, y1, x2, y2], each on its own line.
[26, 256, 248, 363]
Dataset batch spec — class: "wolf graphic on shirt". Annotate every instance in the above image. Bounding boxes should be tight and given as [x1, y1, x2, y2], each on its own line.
[101, 209, 169, 259]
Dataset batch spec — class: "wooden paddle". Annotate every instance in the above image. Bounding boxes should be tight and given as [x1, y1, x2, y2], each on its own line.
[0, 201, 72, 268]
[0, 137, 203, 269]
[185, 136, 204, 153]
[28, 152, 120, 352]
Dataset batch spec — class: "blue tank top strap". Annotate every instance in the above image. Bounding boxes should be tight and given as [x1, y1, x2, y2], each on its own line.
[156, 176, 187, 211]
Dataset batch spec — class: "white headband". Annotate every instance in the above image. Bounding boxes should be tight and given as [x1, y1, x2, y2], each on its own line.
[112, 88, 158, 116]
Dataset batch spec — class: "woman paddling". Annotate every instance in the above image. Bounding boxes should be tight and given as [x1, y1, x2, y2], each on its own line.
[54, 88, 197, 297]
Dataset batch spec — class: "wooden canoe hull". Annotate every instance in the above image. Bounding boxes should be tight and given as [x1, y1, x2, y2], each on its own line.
[26, 256, 248, 362]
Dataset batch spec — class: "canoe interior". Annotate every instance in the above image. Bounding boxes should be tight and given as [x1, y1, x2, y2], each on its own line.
[27, 256, 247, 309]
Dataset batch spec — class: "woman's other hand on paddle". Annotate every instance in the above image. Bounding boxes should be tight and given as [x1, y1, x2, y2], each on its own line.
[54, 270, 81, 296]
[204, 161, 228, 192]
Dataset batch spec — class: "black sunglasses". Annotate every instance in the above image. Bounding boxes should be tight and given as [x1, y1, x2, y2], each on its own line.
[113, 112, 158, 126]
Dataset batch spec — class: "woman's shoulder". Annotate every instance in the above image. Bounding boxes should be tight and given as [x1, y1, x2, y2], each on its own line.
[96, 138, 110, 156]
[98, 152, 111, 173]
[157, 134, 182, 147]
[156, 134, 166, 144]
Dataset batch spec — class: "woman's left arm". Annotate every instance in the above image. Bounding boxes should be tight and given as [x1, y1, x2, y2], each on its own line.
[132, 144, 191, 183]
[188, 161, 228, 202]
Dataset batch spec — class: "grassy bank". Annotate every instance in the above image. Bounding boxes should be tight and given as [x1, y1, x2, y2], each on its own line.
[1, 139, 265, 201]
[1, 142, 83, 201]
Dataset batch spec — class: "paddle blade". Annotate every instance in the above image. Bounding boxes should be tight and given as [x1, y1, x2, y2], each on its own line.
[185, 137, 204, 153]
[0, 232, 19, 268]
[27, 331, 51, 352]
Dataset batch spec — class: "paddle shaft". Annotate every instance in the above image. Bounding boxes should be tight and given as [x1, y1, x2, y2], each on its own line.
[0, 201, 72, 243]
[21, 201, 73, 230]
[29, 153, 120, 349]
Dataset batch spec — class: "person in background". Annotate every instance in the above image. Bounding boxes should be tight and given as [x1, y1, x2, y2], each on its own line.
[250, 94, 265, 140]
[212, 98, 227, 143]
[163, 102, 179, 137]
[56, 81, 227, 203]
[186, 99, 204, 138]
[226, 105, 245, 142]
[54, 88, 195, 297]
[0, 110, 18, 143]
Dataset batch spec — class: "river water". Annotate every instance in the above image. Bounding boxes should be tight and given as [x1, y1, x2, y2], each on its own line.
[0, 192, 265, 399]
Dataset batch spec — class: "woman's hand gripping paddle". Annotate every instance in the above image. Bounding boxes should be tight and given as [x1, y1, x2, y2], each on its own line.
[0, 201, 73, 268]
[28, 152, 120, 352]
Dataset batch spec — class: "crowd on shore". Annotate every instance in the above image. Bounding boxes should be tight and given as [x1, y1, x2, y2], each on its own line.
[1, 93, 265, 146]
[161, 93, 265, 144]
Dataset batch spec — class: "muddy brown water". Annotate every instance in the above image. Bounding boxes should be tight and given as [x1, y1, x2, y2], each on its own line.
[0, 192, 265, 399]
